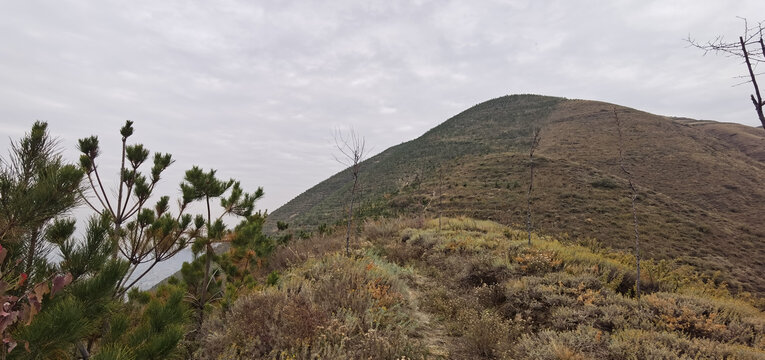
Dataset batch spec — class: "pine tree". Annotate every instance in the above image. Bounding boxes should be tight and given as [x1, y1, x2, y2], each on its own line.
[95, 284, 189, 360]
[76, 121, 197, 297]
[0, 121, 84, 284]
[1, 122, 193, 358]
[179, 166, 265, 332]
[0, 122, 84, 356]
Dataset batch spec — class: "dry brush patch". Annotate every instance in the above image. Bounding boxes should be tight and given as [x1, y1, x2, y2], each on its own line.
[363, 217, 765, 359]
[194, 250, 427, 359]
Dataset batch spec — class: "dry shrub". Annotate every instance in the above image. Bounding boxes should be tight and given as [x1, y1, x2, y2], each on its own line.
[344, 327, 427, 360]
[364, 218, 406, 241]
[382, 241, 428, 265]
[196, 253, 425, 359]
[196, 290, 328, 359]
[642, 292, 765, 346]
[498, 273, 613, 330]
[364, 217, 427, 244]
[263, 233, 344, 275]
[473, 283, 507, 308]
[499, 277, 549, 327]
[459, 309, 519, 358]
[513, 247, 563, 275]
[512, 326, 610, 360]
[370, 226, 436, 266]
[294, 254, 412, 332]
[610, 329, 765, 360]
[460, 255, 509, 287]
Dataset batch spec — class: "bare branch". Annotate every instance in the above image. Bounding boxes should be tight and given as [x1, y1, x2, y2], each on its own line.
[333, 128, 367, 173]
[687, 19, 765, 62]
[334, 128, 367, 257]
[689, 18, 765, 127]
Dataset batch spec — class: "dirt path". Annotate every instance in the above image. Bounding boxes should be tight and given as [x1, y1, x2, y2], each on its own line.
[407, 272, 452, 359]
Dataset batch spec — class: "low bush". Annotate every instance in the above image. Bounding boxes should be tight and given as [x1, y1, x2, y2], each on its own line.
[195, 253, 425, 359]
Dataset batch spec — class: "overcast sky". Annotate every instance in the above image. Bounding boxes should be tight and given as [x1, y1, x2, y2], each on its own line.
[2, 0, 764, 213]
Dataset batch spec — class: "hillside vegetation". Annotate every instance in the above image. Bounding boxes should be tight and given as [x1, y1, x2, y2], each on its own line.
[268, 95, 765, 294]
[197, 217, 765, 359]
[7, 95, 763, 358]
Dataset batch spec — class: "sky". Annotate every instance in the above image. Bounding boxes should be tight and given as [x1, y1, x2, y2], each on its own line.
[1, 0, 764, 215]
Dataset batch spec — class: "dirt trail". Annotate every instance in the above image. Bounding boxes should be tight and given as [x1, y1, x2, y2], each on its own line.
[406, 272, 452, 359]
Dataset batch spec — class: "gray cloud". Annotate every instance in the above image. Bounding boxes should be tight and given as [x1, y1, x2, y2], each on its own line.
[2, 0, 763, 212]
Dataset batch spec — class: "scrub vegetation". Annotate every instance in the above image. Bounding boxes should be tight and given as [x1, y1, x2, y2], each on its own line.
[194, 217, 765, 359]
[3, 94, 765, 358]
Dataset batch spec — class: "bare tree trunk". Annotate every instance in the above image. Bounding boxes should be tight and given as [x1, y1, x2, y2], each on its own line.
[345, 175, 358, 257]
[630, 192, 641, 297]
[741, 36, 765, 128]
[688, 20, 765, 127]
[614, 109, 641, 298]
[198, 243, 212, 329]
[437, 169, 443, 233]
[526, 128, 541, 246]
[335, 129, 366, 258]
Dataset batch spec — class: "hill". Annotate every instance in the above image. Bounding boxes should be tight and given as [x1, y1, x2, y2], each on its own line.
[268, 94, 765, 295]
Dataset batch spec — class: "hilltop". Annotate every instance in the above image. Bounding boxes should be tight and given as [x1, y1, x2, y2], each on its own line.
[268, 94, 765, 294]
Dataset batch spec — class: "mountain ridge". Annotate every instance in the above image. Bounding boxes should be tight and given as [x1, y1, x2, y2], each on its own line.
[268, 94, 765, 294]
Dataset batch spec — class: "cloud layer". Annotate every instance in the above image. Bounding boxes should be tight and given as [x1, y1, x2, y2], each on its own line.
[1, 0, 763, 211]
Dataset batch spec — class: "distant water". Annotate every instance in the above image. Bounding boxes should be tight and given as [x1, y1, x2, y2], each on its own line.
[131, 248, 195, 290]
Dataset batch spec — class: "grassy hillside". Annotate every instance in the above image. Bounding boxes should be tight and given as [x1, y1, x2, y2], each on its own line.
[195, 217, 765, 359]
[267, 95, 765, 294]
[268, 94, 563, 227]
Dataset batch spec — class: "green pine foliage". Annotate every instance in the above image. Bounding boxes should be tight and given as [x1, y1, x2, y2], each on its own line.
[178, 166, 267, 330]
[1, 121, 279, 358]
[1, 122, 198, 358]
[10, 297, 92, 359]
[11, 253, 129, 358]
[218, 213, 274, 287]
[0, 121, 84, 282]
[99, 286, 189, 360]
[180, 254, 224, 307]
[90, 346, 137, 360]
[56, 215, 113, 280]
[76, 120, 194, 297]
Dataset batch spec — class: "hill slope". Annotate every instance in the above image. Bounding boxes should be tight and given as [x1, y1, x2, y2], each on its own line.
[268, 95, 765, 294]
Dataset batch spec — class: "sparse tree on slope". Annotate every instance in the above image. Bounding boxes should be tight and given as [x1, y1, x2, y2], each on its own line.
[614, 109, 642, 298]
[688, 18, 765, 127]
[334, 129, 367, 257]
[526, 127, 541, 246]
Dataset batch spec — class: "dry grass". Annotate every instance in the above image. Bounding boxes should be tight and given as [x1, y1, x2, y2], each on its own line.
[365, 217, 765, 359]
[206, 215, 765, 359]
[195, 244, 426, 359]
